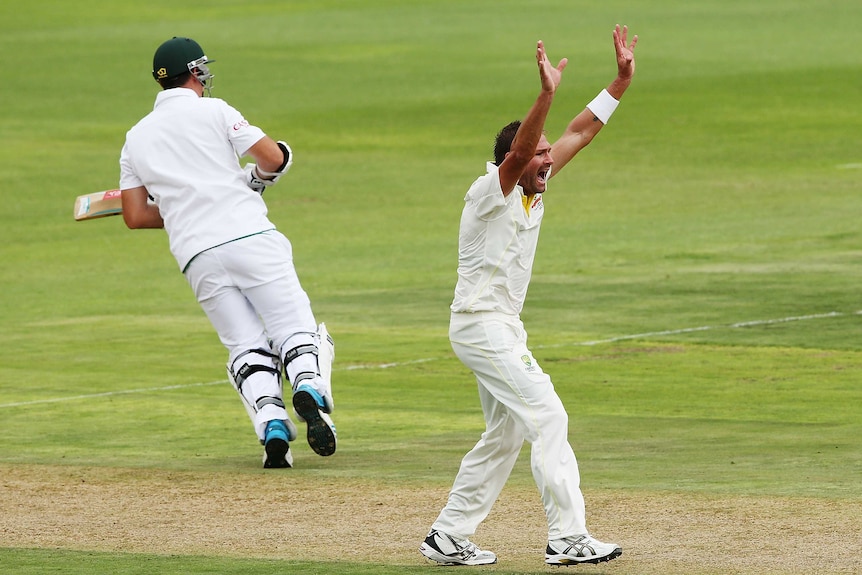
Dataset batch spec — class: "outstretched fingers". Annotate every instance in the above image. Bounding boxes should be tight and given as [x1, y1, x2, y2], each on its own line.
[536, 40, 566, 92]
[613, 24, 637, 77]
[614, 24, 638, 53]
[536, 39, 546, 62]
[625, 25, 639, 52]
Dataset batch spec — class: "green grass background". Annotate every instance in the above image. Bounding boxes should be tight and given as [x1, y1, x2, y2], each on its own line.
[1, 0, 861, 573]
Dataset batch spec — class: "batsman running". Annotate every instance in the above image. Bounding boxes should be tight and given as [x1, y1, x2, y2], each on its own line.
[419, 26, 637, 566]
[119, 37, 336, 468]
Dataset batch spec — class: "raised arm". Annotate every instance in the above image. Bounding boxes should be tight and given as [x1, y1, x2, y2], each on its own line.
[498, 41, 567, 196]
[549, 24, 637, 176]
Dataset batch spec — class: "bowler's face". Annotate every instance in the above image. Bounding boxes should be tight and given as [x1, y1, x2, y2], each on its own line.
[518, 135, 553, 196]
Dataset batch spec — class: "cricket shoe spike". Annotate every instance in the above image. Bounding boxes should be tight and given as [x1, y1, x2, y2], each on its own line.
[545, 535, 622, 565]
[419, 530, 497, 566]
[293, 385, 336, 456]
[262, 419, 295, 469]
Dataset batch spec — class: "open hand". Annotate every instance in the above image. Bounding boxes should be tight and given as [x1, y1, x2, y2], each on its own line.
[613, 25, 638, 80]
[537, 40, 568, 93]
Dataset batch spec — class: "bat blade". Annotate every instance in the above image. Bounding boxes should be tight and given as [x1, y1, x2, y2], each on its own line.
[74, 189, 123, 221]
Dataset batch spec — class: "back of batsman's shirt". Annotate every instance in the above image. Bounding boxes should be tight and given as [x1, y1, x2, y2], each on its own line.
[119, 88, 274, 271]
[451, 162, 545, 316]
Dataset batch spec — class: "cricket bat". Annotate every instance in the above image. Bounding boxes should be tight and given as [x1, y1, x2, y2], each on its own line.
[74, 189, 123, 221]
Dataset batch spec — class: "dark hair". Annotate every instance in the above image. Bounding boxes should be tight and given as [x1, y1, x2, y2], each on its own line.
[493, 120, 521, 166]
[157, 71, 192, 90]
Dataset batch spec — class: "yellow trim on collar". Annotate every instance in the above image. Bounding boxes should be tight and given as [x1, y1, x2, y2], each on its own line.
[522, 193, 535, 215]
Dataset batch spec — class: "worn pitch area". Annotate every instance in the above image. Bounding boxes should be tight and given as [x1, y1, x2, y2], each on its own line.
[1, 464, 858, 574]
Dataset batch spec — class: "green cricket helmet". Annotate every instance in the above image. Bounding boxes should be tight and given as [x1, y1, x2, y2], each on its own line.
[152, 37, 214, 86]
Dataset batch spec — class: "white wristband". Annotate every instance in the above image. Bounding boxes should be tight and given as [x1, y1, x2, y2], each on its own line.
[586, 89, 619, 124]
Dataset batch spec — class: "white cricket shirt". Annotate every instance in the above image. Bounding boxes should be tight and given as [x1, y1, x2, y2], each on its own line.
[120, 88, 274, 271]
[451, 162, 545, 316]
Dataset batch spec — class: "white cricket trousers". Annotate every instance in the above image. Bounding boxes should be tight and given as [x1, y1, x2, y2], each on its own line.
[431, 311, 587, 541]
[184, 230, 317, 438]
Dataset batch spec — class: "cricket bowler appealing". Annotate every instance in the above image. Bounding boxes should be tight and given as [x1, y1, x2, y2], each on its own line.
[420, 26, 637, 566]
[119, 37, 336, 468]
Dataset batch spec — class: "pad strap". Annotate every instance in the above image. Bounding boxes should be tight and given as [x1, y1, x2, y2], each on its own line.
[255, 396, 286, 410]
[283, 343, 318, 365]
[230, 348, 281, 390]
[282, 342, 319, 390]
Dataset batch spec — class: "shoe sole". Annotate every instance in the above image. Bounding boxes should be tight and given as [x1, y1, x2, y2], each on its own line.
[545, 547, 622, 565]
[419, 543, 497, 566]
[263, 437, 291, 468]
[293, 390, 336, 456]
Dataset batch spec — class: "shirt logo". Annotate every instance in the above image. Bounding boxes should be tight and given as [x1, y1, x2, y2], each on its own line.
[232, 120, 250, 131]
[522, 193, 544, 215]
[531, 194, 543, 210]
[521, 354, 536, 372]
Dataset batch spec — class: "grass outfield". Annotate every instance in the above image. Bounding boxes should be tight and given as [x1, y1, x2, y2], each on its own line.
[1, 0, 861, 573]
